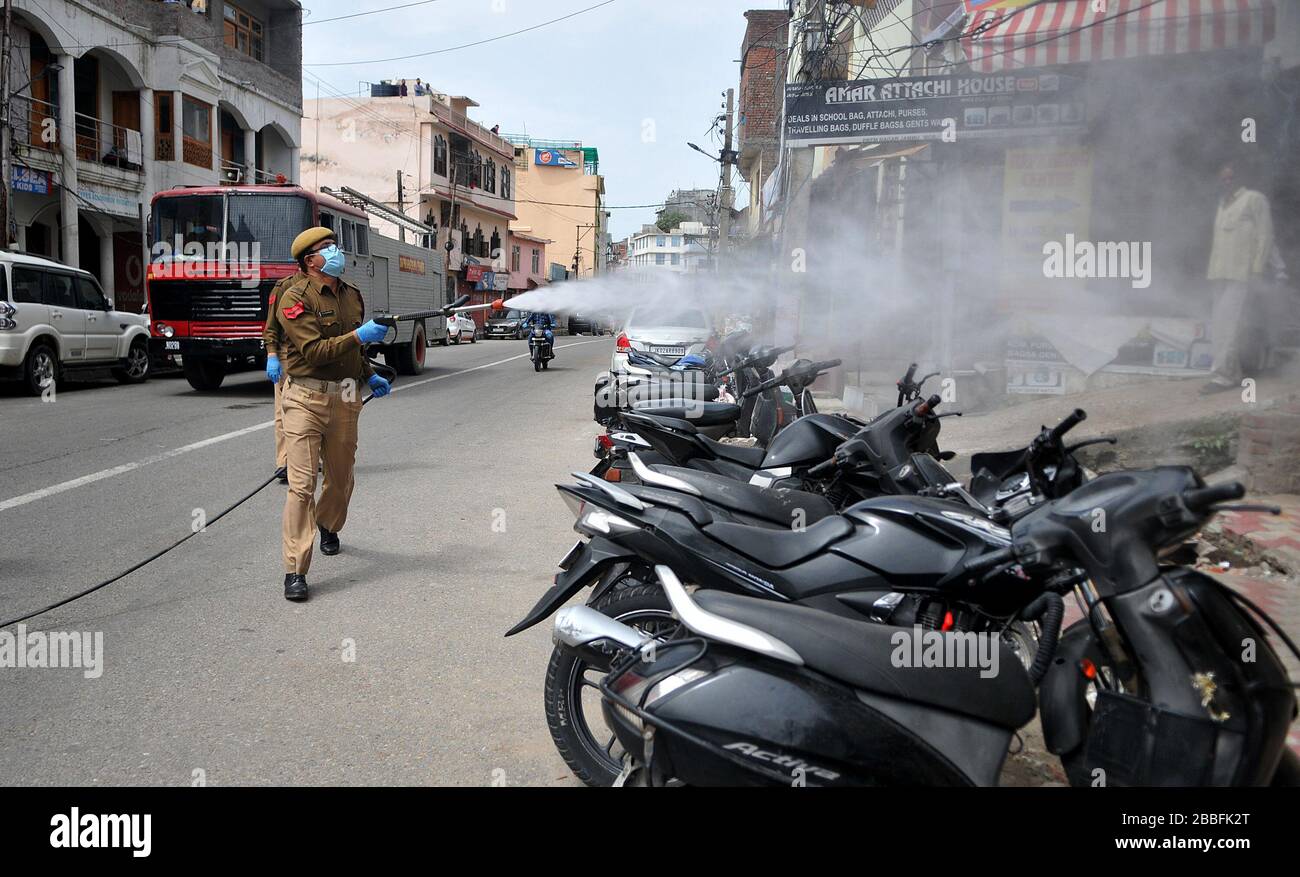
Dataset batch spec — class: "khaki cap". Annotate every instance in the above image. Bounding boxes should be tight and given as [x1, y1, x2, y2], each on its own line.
[291, 227, 336, 260]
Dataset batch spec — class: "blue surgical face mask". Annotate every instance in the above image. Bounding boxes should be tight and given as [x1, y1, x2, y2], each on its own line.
[317, 244, 346, 277]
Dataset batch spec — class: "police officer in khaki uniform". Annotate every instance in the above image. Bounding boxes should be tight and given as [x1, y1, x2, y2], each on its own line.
[263, 270, 305, 483]
[274, 227, 392, 601]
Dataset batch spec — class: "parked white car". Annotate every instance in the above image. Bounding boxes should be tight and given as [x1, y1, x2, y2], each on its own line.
[612, 305, 714, 375]
[445, 312, 479, 344]
[0, 251, 151, 395]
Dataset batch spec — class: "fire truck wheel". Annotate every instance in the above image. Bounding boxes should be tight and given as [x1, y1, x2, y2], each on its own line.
[182, 358, 226, 391]
[394, 323, 427, 376]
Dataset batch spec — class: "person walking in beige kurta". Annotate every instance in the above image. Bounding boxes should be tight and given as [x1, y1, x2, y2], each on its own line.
[1203, 162, 1274, 392]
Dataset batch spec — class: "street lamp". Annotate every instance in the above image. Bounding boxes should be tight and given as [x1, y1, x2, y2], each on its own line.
[686, 141, 719, 163]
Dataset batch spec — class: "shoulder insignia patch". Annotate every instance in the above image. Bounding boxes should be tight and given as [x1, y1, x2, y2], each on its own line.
[268, 292, 277, 308]
[283, 301, 305, 320]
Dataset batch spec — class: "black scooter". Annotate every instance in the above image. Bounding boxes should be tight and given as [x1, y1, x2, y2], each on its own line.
[592, 355, 844, 481]
[507, 409, 1098, 785]
[562, 468, 1298, 786]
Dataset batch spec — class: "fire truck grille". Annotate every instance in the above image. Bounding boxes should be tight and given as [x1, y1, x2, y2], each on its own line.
[149, 280, 273, 322]
[190, 321, 266, 339]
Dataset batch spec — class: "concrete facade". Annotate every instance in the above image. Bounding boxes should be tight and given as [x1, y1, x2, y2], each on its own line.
[737, 8, 789, 237]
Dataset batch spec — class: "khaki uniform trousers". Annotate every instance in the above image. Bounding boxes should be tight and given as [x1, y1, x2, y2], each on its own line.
[273, 379, 287, 469]
[281, 378, 362, 574]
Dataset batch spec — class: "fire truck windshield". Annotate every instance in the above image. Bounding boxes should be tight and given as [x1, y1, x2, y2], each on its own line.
[153, 193, 312, 264]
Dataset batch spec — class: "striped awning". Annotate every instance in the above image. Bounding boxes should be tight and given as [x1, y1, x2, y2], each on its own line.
[962, 0, 1277, 73]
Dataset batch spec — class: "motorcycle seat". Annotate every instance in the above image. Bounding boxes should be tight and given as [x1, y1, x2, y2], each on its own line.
[699, 436, 767, 468]
[631, 399, 741, 427]
[651, 465, 835, 526]
[704, 515, 853, 569]
[693, 590, 1036, 729]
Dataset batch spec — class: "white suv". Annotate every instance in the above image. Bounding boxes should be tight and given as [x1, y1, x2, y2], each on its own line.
[0, 251, 151, 394]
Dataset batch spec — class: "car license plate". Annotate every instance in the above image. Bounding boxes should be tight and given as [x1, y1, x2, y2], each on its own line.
[652, 345, 686, 357]
[165, 341, 179, 350]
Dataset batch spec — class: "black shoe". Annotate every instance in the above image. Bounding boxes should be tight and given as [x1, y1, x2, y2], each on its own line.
[284, 573, 308, 601]
[319, 526, 340, 556]
[275, 466, 288, 484]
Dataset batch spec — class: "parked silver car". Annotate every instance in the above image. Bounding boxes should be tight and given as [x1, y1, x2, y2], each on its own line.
[611, 305, 714, 375]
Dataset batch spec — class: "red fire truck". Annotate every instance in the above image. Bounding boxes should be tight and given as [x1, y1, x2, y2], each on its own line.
[146, 182, 447, 390]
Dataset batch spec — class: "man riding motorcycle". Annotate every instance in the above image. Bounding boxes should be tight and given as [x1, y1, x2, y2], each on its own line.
[521, 312, 557, 361]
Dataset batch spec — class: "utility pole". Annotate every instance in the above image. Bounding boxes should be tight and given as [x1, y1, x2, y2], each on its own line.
[392, 170, 403, 242]
[717, 87, 735, 273]
[1, 0, 12, 250]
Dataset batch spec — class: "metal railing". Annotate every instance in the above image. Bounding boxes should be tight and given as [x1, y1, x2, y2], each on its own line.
[11, 96, 143, 172]
[75, 111, 144, 170]
[428, 99, 514, 156]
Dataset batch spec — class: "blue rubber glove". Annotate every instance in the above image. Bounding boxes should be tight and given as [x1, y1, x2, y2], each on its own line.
[266, 354, 282, 383]
[355, 320, 388, 344]
[367, 374, 391, 398]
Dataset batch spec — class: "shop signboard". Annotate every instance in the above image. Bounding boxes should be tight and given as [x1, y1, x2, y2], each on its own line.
[12, 167, 50, 194]
[1005, 334, 1067, 395]
[784, 68, 1085, 146]
[1000, 144, 1093, 303]
[535, 149, 577, 168]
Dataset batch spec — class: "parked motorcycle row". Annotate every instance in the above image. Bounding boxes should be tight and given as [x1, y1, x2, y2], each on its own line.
[507, 332, 1300, 787]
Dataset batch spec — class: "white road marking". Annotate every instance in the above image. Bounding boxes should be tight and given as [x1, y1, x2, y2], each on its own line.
[0, 338, 607, 514]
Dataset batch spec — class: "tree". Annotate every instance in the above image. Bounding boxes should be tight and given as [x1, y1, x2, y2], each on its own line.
[656, 210, 690, 232]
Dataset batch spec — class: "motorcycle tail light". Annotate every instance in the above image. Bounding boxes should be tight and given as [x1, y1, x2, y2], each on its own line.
[604, 467, 622, 483]
[597, 434, 614, 450]
[616, 333, 631, 352]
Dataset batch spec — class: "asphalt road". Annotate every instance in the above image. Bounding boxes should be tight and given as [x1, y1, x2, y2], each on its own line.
[0, 336, 612, 786]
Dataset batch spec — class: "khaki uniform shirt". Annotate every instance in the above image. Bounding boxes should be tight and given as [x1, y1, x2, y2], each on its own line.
[263, 271, 305, 357]
[1207, 187, 1274, 283]
[274, 275, 374, 383]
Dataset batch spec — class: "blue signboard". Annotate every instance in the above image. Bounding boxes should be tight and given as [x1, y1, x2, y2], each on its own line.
[12, 167, 50, 194]
[534, 149, 577, 168]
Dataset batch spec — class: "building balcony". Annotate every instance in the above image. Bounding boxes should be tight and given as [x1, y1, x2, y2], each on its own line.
[15, 97, 145, 189]
[429, 99, 514, 159]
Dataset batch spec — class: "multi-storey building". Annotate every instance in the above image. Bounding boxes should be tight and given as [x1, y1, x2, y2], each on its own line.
[7, 0, 303, 312]
[625, 221, 712, 274]
[503, 136, 606, 280]
[302, 86, 517, 313]
[655, 188, 715, 228]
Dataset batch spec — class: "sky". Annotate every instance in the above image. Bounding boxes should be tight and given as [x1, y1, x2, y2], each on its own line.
[299, 0, 785, 240]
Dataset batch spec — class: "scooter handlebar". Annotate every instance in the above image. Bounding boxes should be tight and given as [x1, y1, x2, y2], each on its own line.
[1183, 481, 1245, 512]
[1048, 408, 1087, 444]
